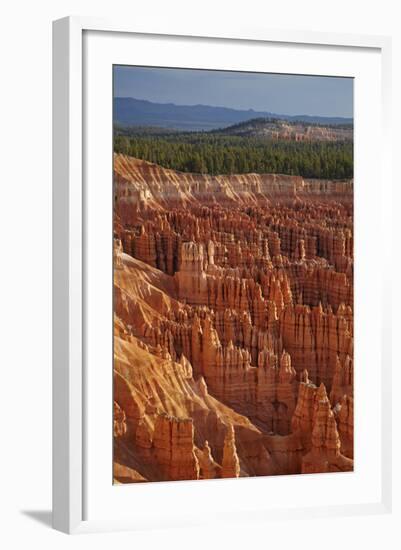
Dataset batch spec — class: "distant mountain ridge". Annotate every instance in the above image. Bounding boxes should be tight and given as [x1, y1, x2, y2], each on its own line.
[114, 97, 353, 131]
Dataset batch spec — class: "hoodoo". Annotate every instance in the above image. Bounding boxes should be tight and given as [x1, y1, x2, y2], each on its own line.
[113, 154, 353, 482]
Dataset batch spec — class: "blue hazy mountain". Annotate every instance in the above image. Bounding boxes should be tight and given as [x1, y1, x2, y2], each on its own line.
[114, 97, 353, 131]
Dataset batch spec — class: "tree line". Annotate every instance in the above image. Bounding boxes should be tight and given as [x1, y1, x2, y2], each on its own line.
[114, 133, 353, 179]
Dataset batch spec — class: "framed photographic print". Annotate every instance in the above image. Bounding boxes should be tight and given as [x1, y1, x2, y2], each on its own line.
[52, 17, 392, 533]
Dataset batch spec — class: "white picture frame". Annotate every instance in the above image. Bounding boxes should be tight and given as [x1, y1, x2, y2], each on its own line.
[52, 16, 392, 534]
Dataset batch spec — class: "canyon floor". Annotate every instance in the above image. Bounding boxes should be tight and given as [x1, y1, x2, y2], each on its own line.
[113, 153, 354, 483]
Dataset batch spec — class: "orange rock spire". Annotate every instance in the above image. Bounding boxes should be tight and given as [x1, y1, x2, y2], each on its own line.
[113, 155, 354, 483]
[221, 425, 240, 478]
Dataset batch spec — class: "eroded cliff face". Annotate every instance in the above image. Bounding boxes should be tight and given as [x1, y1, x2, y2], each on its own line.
[223, 119, 353, 142]
[113, 154, 353, 482]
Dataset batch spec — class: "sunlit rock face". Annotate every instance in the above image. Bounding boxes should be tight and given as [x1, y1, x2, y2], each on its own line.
[113, 154, 353, 483]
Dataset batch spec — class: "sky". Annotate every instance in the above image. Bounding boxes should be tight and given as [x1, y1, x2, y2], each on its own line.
[114, 66, 353, 118]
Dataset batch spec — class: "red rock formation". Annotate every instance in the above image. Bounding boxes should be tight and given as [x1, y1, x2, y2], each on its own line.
[195, 440, 221, 479]
[334, 395, 354, 458]
[113, 401, 127, 438]
[221, 425, 240, 478]
[113, 155, 353, 482]
[330, 355, 353, 405]
[301, 384, 353, 473]
[280, 304, 353, 390]
[114, 238, 124, 269]
[152, 414, 200, 481]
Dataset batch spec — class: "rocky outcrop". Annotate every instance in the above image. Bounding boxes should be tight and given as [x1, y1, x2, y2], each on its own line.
[330, 355, 353, 405]
[195, 440, 221, 479]
[291, 374, 317, 443]
[114, 238, 124, 269]
[113, 155, 354, 483]
[221, 118, 353, 142]
[221, 425, 240, 478]
[280, 303, 353, 390]
[152, 414, 200, 481]
[334, 395, 354, 458]
[301, 384, 353, 473]
[113, 401, 127, 438]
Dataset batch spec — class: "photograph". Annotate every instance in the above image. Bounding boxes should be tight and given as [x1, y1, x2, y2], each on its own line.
[112, 65, 354, 484]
